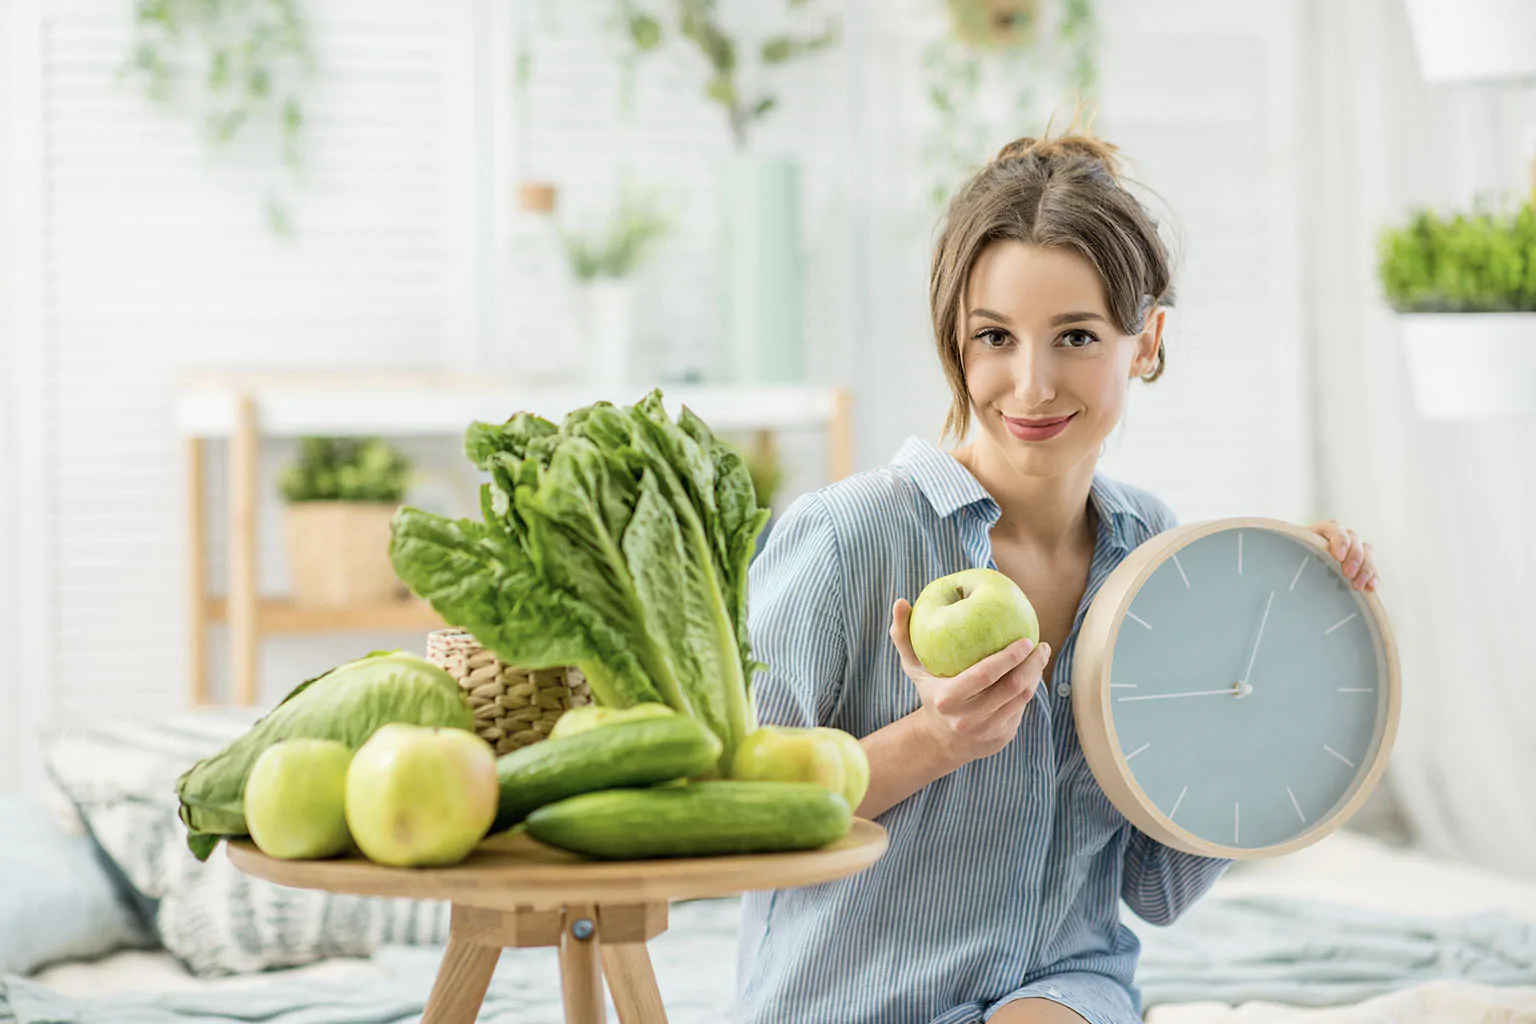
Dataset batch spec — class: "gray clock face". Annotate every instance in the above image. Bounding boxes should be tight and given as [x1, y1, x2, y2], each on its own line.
[1108, 526, 1387, 851]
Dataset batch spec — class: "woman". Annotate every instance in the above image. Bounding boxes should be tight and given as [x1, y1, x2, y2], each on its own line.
[734, 132, 1378, 1024]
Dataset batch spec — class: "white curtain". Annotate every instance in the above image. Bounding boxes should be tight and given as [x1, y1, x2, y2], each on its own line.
[1304, 0, 1536, 879]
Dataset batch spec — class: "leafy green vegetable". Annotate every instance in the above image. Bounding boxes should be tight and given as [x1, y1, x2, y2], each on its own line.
[389, 390, 771, 774]
[175, 650, 473, 860]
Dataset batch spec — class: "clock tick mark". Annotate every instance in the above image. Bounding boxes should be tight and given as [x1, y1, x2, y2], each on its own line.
[1338, 687, 1372, 693]
[1287, 786, 1307, 823]
[1290, 556, 1308, 592]
[1324, 744, 1357, 768]
[1325, 613, 1358, 635]
[1125, 742, 1151, 761]
[1126, 611, 1153, 631]
[1171, 553, 1191, 589]
[1169, 784, 1188, 821]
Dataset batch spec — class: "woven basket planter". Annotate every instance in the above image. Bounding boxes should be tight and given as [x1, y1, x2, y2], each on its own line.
[426, 628, 593, 756]
[284, 501, 406, 607]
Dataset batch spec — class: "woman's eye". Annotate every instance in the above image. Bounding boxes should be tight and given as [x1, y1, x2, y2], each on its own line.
[1059, 329, 1099, 349]
[974, 328, 1012, 349]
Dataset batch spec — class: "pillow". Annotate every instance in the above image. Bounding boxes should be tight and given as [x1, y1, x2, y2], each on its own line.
[43, 711, 451, 977]
[0, 796, 155, 976]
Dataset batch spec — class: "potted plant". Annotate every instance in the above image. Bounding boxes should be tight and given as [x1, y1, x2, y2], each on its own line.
[1378, 198, 1536, 420]
[557, 179, 673, 390]
[278, 437, 412, 606]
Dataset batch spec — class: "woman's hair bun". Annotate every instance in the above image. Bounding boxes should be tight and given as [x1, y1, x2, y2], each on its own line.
[993, 133, 1124, 183]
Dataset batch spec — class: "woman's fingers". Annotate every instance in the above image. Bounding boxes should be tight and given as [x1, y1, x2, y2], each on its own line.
[971, 661, 1040, 718]
[1342, 530, 1365, 578]
[1314, 519, 1348, 560]
[947, 636, 1042, 704]
[888, 599, 925, 675]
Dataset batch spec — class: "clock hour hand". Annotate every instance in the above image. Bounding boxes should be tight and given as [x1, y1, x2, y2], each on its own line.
[1118, 682, 1252, 702]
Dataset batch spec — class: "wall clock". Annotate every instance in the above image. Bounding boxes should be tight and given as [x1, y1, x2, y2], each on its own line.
[1072, 518, 1401, 859]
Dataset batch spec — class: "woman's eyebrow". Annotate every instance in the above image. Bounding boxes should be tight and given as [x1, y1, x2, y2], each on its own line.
[967, 308, 1110, 326]
[1050, 311, 1110, 326]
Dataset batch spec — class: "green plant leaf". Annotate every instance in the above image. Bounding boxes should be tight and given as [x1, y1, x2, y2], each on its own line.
[629, 13, 662, 50]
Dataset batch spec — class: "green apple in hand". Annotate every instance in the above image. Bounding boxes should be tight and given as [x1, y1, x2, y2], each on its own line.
[908, 567, 1040, 678]
[244, 739, 354, 860]
[344, 724, 499, 868]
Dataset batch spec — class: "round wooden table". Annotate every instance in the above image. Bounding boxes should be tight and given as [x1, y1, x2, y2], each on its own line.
[227, 819, 887, 1024]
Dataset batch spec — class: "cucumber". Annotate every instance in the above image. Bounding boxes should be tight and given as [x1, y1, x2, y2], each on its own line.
[492, 715, 721, 831]
[524, 780, 853, 860]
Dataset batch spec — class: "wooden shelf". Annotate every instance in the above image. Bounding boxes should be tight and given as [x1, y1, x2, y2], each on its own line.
[207, 598, 444, 635]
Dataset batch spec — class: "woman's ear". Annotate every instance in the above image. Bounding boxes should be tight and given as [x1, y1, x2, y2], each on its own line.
[1130, 307, 1166, 378]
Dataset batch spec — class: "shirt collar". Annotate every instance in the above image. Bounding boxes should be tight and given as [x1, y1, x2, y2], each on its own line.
[891, 435, 1150, 548]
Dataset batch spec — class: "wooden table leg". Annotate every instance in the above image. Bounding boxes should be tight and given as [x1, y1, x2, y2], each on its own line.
[559, 903, 606, 1023]
[422, 934, 500, 1024]
[603, 943, 668, 1024]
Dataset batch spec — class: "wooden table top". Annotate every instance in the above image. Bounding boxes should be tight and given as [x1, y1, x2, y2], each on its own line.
[226, 819, 888, 910]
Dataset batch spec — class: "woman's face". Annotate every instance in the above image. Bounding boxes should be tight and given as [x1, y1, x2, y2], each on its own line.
[960, 240, 1162, 477]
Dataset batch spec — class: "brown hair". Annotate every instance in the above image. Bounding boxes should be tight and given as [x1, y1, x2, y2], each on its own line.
[930, 130, 1176, 440]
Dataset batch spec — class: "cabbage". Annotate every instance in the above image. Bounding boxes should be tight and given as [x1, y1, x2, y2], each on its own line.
[175, 651, 473, 860]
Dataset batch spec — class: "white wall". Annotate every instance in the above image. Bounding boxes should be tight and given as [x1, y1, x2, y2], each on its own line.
[1, 0, 18, 793]
[3, 0, 1316, 792]
[7, 0, 485, 751]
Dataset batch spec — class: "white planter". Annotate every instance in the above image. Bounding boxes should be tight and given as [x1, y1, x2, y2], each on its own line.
[1403, 0, 1536, 83]
[1399, 313, 1536, 420]
[577, 279, 633, 393]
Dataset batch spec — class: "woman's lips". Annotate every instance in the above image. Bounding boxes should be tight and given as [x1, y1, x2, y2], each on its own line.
[1003, 412, 1076, 441]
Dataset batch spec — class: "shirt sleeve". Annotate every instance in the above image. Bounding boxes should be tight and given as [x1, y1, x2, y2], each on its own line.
[1119, 487, 1233, 926]
[1120, 832, 1233, 926]
[745, 491, 848, 729]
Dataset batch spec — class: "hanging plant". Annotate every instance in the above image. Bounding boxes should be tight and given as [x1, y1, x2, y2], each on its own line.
[676, 0, 839, 149]
[923, 0, 1098, 209]
[125, 0, 314, 235]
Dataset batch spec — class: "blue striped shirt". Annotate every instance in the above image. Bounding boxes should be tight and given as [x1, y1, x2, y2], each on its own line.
[734, 436, 1233, 1024]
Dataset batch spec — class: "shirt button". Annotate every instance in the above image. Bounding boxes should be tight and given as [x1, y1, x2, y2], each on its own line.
[1056, 683, 1071, 697]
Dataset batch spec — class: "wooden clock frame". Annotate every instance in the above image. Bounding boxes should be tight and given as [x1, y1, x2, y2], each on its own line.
[1072, 517, 1403, 860]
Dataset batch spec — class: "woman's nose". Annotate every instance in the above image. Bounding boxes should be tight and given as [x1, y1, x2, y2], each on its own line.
[1011, 344, 1055, 408]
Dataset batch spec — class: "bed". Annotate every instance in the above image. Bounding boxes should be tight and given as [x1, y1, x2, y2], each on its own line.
[6, 712, 1536, 1023]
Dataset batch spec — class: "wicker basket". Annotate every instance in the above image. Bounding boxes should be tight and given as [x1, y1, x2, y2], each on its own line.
[426, 628, 593, 755]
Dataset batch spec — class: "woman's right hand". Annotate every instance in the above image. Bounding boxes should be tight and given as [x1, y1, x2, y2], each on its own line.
[888, 598, 1049, 766]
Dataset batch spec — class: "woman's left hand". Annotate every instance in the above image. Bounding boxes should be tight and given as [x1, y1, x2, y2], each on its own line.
[1308, 520, 1379, 592]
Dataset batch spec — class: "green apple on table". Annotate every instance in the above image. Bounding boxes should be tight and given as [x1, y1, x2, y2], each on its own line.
[243, 738, 355, 860]
[730, 725, 870, 811]
[908, 567, 1040, 678]
[344, 723, 499, 868]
